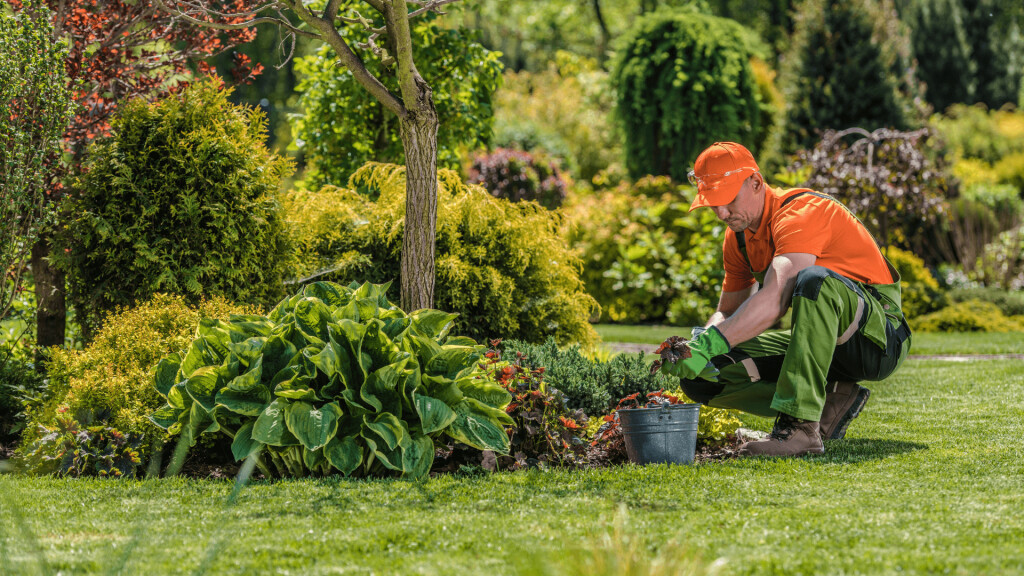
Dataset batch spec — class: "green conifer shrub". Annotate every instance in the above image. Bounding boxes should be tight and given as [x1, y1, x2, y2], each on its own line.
[611, 10, 762, 181]
[284, 163, 598, 346]
[895, 0, 974, 114]
[55, 79, 293, 338]
[780, 0, 918, 154]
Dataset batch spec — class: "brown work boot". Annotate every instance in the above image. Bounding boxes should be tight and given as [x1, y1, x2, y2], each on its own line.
[819, 381, 871, 440]
[737, 413, 824, 457]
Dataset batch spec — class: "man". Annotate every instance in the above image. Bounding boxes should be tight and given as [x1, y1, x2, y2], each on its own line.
[661, 142, 911, 456]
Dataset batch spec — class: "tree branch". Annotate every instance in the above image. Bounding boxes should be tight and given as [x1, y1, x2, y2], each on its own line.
[151, 0, 319, 39]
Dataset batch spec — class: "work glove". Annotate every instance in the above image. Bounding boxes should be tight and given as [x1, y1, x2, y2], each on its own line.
[657, 326, 730, 381]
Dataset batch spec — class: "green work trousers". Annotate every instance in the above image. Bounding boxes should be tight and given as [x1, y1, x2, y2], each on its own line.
[680, 266, 911, 421]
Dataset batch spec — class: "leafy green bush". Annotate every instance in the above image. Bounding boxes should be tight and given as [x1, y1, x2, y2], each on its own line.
[0, 4, 73, 320]
[932, 104, 1024, 166]
[912, 300, 1024, 332]
[946, 287, 1024, 316]
[150, 281, 512, 479]
[0, 356, 46, 446]
[492, 54, 623, 184]
[284, 163, 598, 346]
[611, 10, 762, 181]
[565, 177, 724, 325]
[885, 247, 942, 318]
[468, 148, 570, 209]
[292, 16, 502, 188]
[55, 78, 292, 339]
[17, 293, 255, 471]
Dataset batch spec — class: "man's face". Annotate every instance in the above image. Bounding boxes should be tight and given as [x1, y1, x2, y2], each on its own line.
[710, 176, 763, 232]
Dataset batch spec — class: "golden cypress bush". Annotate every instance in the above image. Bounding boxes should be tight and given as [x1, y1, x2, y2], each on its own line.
[285, 163, 598, 345]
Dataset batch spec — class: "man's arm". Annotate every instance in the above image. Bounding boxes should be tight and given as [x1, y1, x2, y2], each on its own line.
[706, 284, 756, 327]
[710, 252, 817, 348]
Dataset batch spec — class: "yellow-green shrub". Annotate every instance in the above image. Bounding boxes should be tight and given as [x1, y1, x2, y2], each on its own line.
[21, 294, 256, 454]
[285, 163, 599, 345]
[912, 299, 1024, 332]
[884, 246, 942, 318]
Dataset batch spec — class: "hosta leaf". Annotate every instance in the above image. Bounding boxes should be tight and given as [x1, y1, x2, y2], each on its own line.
[260, 332, 298, 381]
[168, 382, 191, 410]
[355, 298, 380, 322]
[381, 314, 411, 341]
[334, 300, 361, 322]
[230, 421, 263, 462]
[154, 353, 181, 398]
[402, 434, 435, 479]
[362, 412, 405, 451]
[149, 404, 181, 430]
[303, 281, 350, 307]
[182, 402, 219, 448]
[253, 399, 300, 446]
[227, 356, 263, 392]
[446, 398, 511, 454]
[324, 435, 362, 476]
[185, 366, 223, 413]
[409, 309, 459, 340]
[294, 297, 332, 344]
[198, 318, 233, 358]
[269, 292, 303, 322]
[227, 337, 267, 366]
[330, 320, 366, 384]
[426, 346, 483, 380]
[413, 393, 457, 434]
[444, 336, 477, 346]
[309, 340, 355, 387]
[458, 379, 512, 409]
[352, 280, 392, 305]
[227, 314, 274, 337]
[405, 335, 442, 366]
[285, 401, 343, 451]
[303, 446, 325, 470]
[216, 384, 271, 416]
[373, 442, 404, 472]
[180, 339, 212, 378]
[361, 364, 404, 416]
[362, 319, 397, 373]
[421, 374, 464, 406]
[340, 389, 373, 420]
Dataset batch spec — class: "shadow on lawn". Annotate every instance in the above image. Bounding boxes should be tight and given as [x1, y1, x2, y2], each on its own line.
[819, 438, 928, 463]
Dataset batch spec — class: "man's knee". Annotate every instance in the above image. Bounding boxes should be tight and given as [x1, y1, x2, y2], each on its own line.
[793, 265, 833, 300]
[680, 379, 725, 405]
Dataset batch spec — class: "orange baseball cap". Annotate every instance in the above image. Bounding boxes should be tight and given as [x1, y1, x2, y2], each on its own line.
[688, 142, 760, 210]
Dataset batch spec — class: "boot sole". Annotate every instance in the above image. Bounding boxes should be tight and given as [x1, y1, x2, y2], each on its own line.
[828, 387, 871, 440]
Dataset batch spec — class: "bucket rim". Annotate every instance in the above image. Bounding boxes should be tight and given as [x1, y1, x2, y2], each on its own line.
[617, 403, 701, 413]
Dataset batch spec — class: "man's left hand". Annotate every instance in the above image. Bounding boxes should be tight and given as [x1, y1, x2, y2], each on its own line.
[659, 326, 731, 380]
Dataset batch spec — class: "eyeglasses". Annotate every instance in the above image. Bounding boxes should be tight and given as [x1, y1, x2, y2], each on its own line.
[687, 167, 758, 188]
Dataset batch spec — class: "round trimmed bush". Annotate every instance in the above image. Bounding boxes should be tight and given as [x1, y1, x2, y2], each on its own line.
[56, 79, 292, 338]
[468, 148, 570, 209]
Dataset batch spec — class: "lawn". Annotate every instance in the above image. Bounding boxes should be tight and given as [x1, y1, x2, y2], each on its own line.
[595, 324, 1024, 356]
[2, 356, 1023, 575]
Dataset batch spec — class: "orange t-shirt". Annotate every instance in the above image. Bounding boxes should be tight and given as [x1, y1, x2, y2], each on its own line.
[721, 187, 894, 293]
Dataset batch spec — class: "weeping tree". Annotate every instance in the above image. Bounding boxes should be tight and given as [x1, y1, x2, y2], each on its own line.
[155, 0, 470, 311]
[0, 5, 73, 321]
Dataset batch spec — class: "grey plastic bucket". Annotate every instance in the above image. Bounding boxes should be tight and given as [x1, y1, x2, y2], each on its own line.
[618, 404, 700, 465]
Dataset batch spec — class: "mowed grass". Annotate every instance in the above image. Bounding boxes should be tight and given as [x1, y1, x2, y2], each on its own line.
[2, 357, 1024, 575]
[595, 324, 1024, 355]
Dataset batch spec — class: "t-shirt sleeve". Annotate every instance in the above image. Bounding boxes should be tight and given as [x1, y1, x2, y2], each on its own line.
[772, 197, 833, 257]
[721, 231, 756, 292]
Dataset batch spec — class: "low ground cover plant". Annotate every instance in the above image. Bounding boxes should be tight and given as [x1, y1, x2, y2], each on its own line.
[912, 299, 1024, 332]
[149, 281, 513, 480]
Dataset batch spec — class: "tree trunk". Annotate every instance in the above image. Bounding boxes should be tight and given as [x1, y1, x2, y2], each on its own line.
[398, 89, 439, 311]
[31, 233, 65, 362]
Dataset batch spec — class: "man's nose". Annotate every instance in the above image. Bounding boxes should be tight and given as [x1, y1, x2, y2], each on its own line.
[712, 205, 729, 220]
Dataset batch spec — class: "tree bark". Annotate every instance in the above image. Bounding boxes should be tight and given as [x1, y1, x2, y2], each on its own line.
[398, 77, 439, 312]
[31, 233, 65, 361]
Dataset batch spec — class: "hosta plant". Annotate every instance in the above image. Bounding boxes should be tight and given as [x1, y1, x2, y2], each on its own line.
[149, 281, 513, 479]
